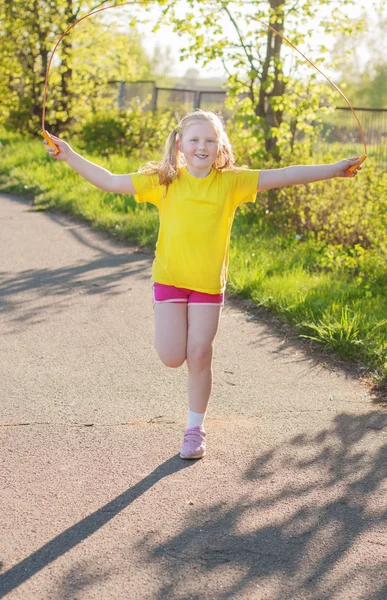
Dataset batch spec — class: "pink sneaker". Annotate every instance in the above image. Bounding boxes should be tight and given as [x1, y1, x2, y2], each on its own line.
[179, 426, 206, 459]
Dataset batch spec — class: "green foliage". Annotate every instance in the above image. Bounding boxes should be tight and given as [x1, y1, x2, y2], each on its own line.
[75, 101, 176, 159]
[0, 0, 153, 134]
[251, 157, 387, 248]
[228, 213, 387, 380]
[154, 0, 366, 163]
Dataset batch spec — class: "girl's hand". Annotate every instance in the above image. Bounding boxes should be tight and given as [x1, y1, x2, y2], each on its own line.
[43, 133, 73, 162]
[335, 157, 363, 178]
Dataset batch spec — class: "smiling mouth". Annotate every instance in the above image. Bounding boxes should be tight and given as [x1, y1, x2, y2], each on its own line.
[195, 154, 208, 159]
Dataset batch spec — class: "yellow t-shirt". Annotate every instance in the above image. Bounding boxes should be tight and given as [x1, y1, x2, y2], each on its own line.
[130, 165, 260, 294]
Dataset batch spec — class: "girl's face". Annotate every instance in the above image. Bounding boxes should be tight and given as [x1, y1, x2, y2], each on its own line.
[178, 121, 219, 177]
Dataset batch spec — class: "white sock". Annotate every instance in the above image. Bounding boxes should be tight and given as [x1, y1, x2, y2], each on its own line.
[187, 409, 206, 431]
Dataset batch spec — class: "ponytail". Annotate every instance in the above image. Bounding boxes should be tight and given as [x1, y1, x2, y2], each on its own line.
[161, 129, 179, 185]
[138, 127, 181, 187]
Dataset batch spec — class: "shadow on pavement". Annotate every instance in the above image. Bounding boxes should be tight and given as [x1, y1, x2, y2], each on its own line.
[136, 411, 386, 600]
[0, 251, 150, 311]
[0, 456, 194, 598]
[1, 413, 386, 599]
[1, 194, 153, 325]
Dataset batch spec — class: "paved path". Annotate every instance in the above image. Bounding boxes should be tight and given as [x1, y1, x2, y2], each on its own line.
[1, 192, 386, 600]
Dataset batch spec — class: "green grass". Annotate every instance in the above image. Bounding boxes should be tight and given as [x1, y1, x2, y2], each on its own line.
[228, 229, 387, 383]
[0, 131, 159, 248]
[1, 130, 387, 392]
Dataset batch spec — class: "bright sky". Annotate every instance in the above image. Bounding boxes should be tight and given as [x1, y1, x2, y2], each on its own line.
[107, 1, 379, 80]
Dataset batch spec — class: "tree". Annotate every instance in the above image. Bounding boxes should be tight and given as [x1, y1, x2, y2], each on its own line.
[0, 0, 153, 134]
[153, 0, 366, 164]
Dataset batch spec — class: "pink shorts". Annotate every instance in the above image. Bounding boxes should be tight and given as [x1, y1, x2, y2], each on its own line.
[152, 282, 224, 306]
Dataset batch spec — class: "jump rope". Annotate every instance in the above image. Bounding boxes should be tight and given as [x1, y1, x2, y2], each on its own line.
[41, 2, 367, 174]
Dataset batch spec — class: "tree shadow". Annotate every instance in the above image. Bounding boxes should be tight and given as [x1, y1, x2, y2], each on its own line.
[2, 412, 386, 599]
[1, 199, 153, 328]
[138, 411, 387, 599]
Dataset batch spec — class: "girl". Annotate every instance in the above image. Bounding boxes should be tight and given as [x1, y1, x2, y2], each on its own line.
[43, 108, 362, 460]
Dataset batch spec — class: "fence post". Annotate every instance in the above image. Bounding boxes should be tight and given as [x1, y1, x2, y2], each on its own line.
[118, 82, 125, 111]
[193, 90, 200, 109]
[151, 84, 158, 113]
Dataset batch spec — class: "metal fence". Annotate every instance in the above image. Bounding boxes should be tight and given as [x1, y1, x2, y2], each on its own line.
[106, 80, 387, 168]
[316, 107, 387, 169]
[106, 79, 228, 113]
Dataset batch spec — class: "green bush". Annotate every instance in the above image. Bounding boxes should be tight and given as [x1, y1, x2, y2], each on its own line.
[253, 160, 387, 249]
[75, 99, 177, 159]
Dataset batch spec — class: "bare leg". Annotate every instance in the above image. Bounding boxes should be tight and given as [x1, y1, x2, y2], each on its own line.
[187, 346, 214, 413]
[186, 305, 222, 414]
[153, 302, 187, 368]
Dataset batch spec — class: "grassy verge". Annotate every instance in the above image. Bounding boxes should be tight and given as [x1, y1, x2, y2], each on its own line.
[228, 220, 387, 392]
[0, 130, 159, 248]
[1, 130, 386, 394]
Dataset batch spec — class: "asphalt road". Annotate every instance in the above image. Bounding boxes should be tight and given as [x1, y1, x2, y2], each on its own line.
[1, 192, 386, 600]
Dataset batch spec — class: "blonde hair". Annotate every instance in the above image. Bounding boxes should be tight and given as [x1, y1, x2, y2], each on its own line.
[138, 109, 237, 187]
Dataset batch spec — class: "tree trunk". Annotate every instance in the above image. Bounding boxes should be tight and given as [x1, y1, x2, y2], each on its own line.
[255, 0, 285, 163]
[255, 0, 286, 213]
[56, 0, 75, 131]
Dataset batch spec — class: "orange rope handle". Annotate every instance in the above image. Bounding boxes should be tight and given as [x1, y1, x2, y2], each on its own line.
[42, 2, 367, 170]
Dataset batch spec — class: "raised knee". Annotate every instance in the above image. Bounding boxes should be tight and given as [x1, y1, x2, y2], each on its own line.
[156, 349, 186, 369]
[162, 356, 186, 368]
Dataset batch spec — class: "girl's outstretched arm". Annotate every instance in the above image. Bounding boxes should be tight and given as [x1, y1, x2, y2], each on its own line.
[258, 157, 362, 192]
[43, 132, 135, 195]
